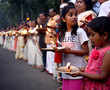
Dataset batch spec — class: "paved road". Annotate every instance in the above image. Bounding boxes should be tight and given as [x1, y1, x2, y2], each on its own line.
[0, 47, 58, 90]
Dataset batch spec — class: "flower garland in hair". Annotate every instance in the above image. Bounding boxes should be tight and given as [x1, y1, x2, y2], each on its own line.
[91, 47, 100, 60]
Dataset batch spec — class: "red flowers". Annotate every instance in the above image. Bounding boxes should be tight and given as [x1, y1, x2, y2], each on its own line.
[91, 49, 100, 60]
[85, 14, 93, 22]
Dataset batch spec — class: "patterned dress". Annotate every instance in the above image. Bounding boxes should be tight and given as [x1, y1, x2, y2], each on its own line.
[84, 46, 110, 90]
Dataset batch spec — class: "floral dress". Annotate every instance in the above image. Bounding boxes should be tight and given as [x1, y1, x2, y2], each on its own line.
[84, 46, 110, 90]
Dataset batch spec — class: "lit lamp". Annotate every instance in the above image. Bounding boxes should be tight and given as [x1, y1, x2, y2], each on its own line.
[26, 17, 30, 21]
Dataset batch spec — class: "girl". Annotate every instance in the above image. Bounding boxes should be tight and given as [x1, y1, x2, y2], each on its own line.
[56, 5, 89, 90]
[71, 17, 110, 90]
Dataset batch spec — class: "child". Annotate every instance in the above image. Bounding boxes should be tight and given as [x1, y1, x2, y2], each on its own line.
[56, 5, 89, 90]
[71, 17, 110, 90]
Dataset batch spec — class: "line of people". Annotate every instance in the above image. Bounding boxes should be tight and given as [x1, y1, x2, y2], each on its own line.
[0, 0, 110, 90]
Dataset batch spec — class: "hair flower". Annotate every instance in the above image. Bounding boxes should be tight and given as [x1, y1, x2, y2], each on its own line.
[91, 48, 99, 60]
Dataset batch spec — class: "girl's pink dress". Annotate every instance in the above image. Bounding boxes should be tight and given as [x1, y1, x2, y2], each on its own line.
[84, 46, 110, 90]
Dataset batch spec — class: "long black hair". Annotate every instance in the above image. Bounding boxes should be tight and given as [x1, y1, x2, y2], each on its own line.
[59, 5, 78, 42]
[84, 0, 93, 11]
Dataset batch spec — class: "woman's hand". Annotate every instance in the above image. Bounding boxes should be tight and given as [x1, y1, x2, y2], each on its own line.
[54, 47, 71, 53]
[64, 48, 71, 53]
[79, 67, 85, 72]
[66, 71, 81, 77]
[66, 67, 85, 77]
[54, 47, 64, 53]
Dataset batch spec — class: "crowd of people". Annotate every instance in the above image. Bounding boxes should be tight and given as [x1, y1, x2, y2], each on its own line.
[0, 0, 110, 90]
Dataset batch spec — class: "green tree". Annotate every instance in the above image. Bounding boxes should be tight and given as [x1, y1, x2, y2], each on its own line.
[0, 0, 61, 29]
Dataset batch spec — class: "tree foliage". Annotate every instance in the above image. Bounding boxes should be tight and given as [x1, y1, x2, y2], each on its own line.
[0, 0, 61, 29]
